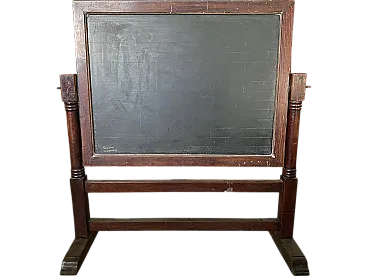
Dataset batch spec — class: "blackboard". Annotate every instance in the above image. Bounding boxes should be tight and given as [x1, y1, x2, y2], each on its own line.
[87, 14, 280, 155]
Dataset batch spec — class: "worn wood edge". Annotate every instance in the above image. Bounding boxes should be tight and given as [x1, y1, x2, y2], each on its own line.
[60, 231, 98, 275]
[272, 3, 294, 166]
[60, 271, 80, 276]
[289, 73, 307, 102]
[73, 0, 294, 14]
[269, 231, 309, 275]
[84, 154, 281, 167]
[60, 74, 78, 103]
[89, 218, 280, 231]
[85, 179, 282, 193]
[74, 1, 293, 167]
[85, 179, 283, 184]
[91, 218, 279, 222]
[277, 74, 307, 237]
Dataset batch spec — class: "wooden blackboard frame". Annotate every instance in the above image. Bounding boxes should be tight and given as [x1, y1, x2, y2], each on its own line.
[73, 0, 295, 167]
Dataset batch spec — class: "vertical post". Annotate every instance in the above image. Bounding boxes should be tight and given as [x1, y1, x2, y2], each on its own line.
[278, 73, 307, 238]
[60, 74, 90, 238]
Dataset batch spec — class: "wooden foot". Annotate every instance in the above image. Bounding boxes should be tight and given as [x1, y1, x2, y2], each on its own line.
[270, 232, 309, 275]
[60, 231, 98, 275]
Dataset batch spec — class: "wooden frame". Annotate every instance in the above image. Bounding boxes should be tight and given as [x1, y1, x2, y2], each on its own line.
[59, 1, 310, 275]
[73, 0, 294, 166]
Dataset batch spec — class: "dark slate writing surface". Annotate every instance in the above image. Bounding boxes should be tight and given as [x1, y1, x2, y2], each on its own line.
[87, 14, 280, 155]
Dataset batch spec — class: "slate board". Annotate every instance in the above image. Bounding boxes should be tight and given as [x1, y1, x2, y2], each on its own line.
[87, 14, 280, 155]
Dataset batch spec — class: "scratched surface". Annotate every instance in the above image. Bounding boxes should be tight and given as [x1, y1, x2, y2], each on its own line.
[87, 14, 280, 155]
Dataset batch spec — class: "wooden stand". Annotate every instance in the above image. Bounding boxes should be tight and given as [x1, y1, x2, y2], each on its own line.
[59, 0, 311, 276]
[60, 232, 97, 275]
[270, 74, 309, 275]
[59, 73, 309, 275]
[270, 232, 309, 276]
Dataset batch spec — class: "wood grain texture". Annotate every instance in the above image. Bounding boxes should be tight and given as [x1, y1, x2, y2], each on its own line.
[60, 74, 78, 103]
[85, 179, 282, 192]
[289, 73, 307, 102]
[277, 73, 307, 238]
[273, 1, 294, 163]
[72, 0, 294, 166]
[70, 177, 91, 238]
[270, 231, 309, 275]
[85, 154, 280, 166]
[89, 218, 280, 231]
[60, 232, 98, 275]
[60, 74, 84, 173]
[74, 0, 294, 14]
[60, 74, 91, 238]
[283, 73, 306, 176]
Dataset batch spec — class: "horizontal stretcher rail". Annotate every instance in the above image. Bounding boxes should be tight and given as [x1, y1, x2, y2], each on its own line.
[85, 179, 282, 193]
[89, 218, 280, 231]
